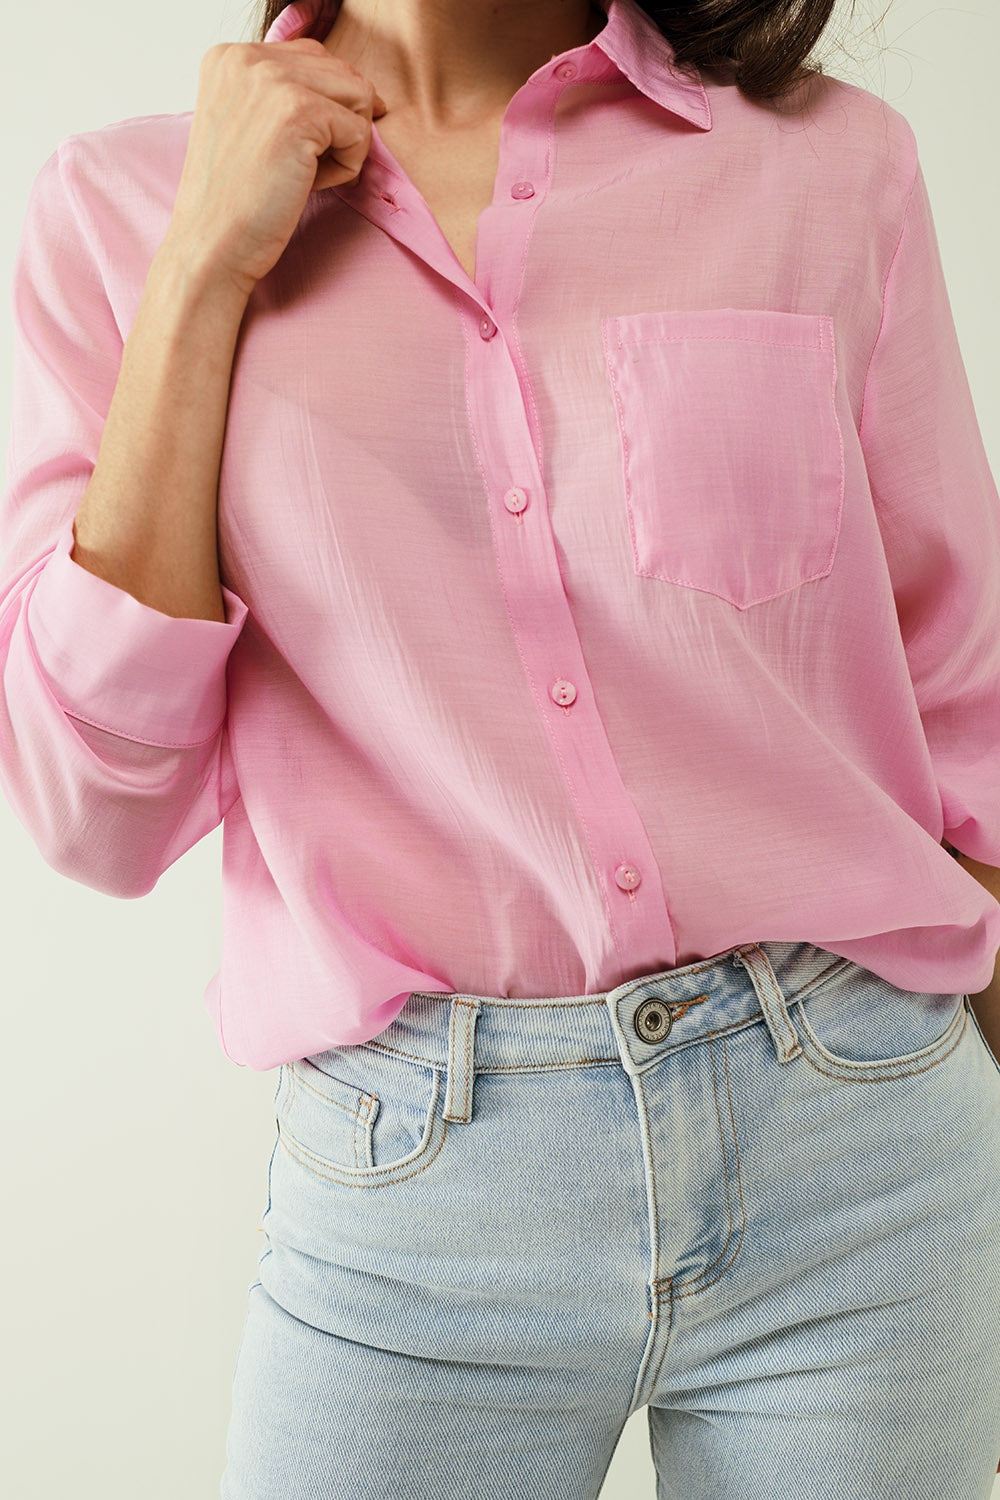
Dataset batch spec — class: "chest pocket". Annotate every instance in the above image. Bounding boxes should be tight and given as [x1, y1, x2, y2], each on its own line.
[602, 307, 845, 611]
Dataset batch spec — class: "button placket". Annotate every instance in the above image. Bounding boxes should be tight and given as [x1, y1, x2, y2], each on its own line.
[503, 487, 529, 524]
[456, 56, 675, 970]
[614, 864, 642, 904]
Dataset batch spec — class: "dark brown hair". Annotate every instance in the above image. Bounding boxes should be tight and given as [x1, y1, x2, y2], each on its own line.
[249, 1, 864, 107]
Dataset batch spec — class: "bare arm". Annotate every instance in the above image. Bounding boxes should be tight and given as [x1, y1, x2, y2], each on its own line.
[69, 241, 251, 623]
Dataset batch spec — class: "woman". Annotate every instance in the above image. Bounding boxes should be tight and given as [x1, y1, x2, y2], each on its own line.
[2, 0, 999, 1494]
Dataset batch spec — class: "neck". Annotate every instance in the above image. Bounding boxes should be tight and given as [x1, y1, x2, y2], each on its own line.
[321, 0, 608, 130]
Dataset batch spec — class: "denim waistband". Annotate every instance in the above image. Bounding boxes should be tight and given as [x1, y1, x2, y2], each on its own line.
[378, 941, 856, 1125]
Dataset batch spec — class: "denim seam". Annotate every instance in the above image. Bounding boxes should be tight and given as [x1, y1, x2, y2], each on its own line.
[276, 1072, 445, 1188]
[795, 1000, 967, 1081]
[276, 1119, 448, 1189]
[656, 1029, 747, 1299]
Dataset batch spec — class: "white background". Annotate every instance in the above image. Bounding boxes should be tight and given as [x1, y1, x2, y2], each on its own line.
[1, 1, 998, 1495]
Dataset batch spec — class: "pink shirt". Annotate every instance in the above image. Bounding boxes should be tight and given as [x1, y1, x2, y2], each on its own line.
[3, 0, 1000, 1070]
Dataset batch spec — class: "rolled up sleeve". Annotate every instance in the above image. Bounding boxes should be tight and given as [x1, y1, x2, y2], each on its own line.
[0, 140, 248, 895]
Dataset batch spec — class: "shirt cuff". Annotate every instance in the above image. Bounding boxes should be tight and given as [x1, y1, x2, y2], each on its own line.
[25, 514, 249, 747]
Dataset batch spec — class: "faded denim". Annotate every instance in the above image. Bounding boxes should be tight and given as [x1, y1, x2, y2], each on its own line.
[220, 940, 1000, 1498]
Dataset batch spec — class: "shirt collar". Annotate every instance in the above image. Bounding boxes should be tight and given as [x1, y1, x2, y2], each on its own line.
[263, 0, 712, 132]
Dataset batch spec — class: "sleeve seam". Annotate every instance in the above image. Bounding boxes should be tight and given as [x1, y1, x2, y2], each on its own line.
[26, 551, 229, 750]
[63, 707, 227, 750]
[54, 136, 124, 353]
[857, 135, 921, 444]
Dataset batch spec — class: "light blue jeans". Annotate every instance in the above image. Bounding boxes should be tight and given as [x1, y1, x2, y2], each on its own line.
[219, 941, 1000, 1498]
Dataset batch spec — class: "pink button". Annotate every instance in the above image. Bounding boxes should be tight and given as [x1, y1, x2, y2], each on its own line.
[554, 63, 578, 80]
[511, 182, 535, 200]
[614, 864, 641, 892]
[551, 679, 577, 707]
[479, 317, 497, 340]
[504, 488, 528, 515]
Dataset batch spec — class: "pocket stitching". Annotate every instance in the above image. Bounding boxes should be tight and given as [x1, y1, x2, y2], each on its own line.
[278, 1066, 444, 1186]
[794, 993, 967, 1081]
[603, 308, 845, 609]
[277, 1114, 449, 1190]
[289, 1058, 378, 1169]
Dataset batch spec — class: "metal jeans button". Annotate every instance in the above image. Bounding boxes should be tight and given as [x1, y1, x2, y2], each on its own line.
[634, 998, 673, 1043]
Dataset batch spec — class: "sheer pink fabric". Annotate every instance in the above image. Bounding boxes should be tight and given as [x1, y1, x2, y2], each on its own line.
[2, 0, 998, 1068]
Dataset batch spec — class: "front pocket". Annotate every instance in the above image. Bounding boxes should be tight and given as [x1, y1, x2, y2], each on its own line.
[792, 964, 968, 1082]
[276, 1045, 446, 1187]
[602, 307, 845, 610]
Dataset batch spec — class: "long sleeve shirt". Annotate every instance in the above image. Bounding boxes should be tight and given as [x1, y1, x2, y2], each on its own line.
[2, 0, 1000, 1071]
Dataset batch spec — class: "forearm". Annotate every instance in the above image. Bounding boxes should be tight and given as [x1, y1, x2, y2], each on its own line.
[70, 238, 250, 622]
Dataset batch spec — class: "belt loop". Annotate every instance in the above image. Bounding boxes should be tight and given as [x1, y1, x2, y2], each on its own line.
[443, 996, 481, 1123]
[732, 945, 802, 1064]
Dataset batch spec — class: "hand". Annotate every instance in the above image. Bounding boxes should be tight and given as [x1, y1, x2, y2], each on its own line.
[166, 38, 388, 297]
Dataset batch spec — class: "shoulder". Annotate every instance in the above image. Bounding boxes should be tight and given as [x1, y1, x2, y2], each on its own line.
[52, 111, 193, 214]
[30, 113, 195, 330]
[707, 68, 919, 214]
[810, 74, 918, 180]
